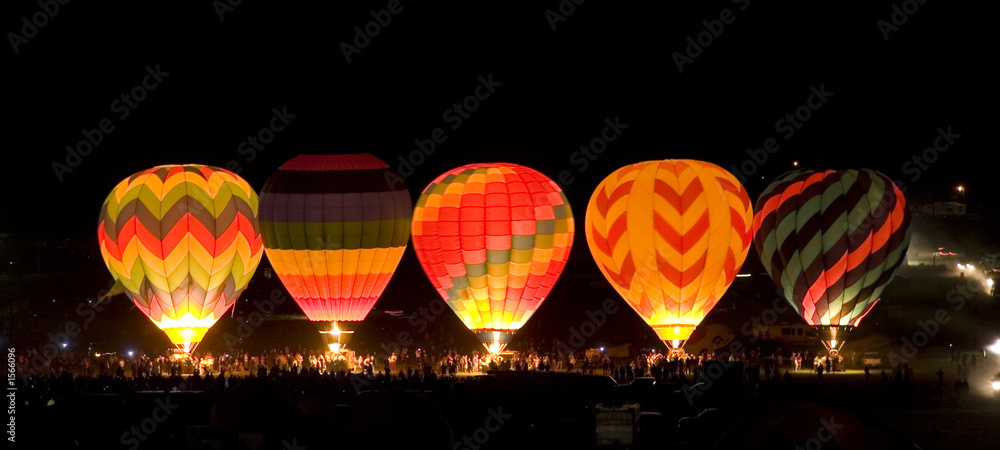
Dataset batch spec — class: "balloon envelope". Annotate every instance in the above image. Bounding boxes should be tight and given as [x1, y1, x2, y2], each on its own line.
[259, 154, 412, 325]
[585, 160, 753, 348]
[752, 168, 910, 336]
[98, 165, 264, 352]
[411, 163, 573, 352]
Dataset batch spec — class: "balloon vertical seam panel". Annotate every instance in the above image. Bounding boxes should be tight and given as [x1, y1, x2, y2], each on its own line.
[585, 160, 752, 344]
[412, 163, 573, 335]
[259, 154, 411, 323]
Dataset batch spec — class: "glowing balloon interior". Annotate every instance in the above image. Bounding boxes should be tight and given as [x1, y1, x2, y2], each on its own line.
[585, 160, 754, 350]
[411, 163, 574, 356]
[98, 165, 264, 353]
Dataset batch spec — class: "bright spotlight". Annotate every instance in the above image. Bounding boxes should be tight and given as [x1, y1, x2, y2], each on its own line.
[992, 381, 1000, 390]
[957, 264, 965, 270]
[128, 351, 134, 357]
[987, 340, 1000, 355]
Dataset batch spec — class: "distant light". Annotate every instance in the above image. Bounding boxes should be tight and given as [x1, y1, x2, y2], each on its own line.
[61, 343, 67, 348]
[128, 351, 134, 357]
[957, 186, 964, 192]
[967, 264, 975, 270]
[792, 160, 799, 167]
[600, 347, 605, 352]
[94, 353, 101, 357]
[957, 264, 965, 270]
[736, 273, 752, 278]
[987, 340, 1000, 355]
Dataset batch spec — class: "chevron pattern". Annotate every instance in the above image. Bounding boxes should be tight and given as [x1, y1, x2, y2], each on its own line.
[753, 168, 911, 327]
[585, 160, 753, 344]
[411, 163, 573, 338]
[259, 153, 412, 323]
[97, 165, 263, 350]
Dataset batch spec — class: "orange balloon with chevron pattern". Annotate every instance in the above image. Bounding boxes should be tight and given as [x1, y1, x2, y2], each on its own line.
[585, 160, 753, 350]
[97, 165, 264, 353]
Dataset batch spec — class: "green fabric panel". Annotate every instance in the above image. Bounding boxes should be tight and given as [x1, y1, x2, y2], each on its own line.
[511, 235, 534, 250]
[343, 221, 363, 249]
[487, 249, 510, 264]
[466, 263, 487, 277]
[361, 219, 380, 249]
[534, 234, 554, 249]
[536, 220, 555, 235]
[323, 221, 344, 250]
[304, 222, 325, 250]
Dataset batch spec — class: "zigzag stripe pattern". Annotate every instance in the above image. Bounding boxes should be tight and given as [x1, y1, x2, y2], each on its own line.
[411, 163, 574, 335]
[97, 165, 263, 346]
[752, 168, 911, 327]
[585, 160, 753, 343]
[259, 154, 412, 323]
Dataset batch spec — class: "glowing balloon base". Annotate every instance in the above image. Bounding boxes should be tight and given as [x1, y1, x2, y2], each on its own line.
[162, 326, 209, 355]
[652, 325, 695, 351]
[664, 339, 688, 355]
[816, 325, 851, 353]
[319, 321, 356, 353]
[476, 330, 514, 357]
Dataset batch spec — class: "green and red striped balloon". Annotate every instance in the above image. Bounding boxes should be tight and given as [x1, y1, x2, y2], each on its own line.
[752, 168, 910, 337]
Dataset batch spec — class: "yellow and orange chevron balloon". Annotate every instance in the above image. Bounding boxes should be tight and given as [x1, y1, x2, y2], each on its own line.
[585, 160, 753, 349]
[98, 165, 264, 353]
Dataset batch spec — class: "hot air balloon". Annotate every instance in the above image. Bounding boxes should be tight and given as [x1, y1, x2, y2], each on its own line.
[585, 160, 753, 351]
[98, 165, 264, 353]
[411, 163, 574, 356]
[259, 154, 412, 352]
[752, 168, 911, 353]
